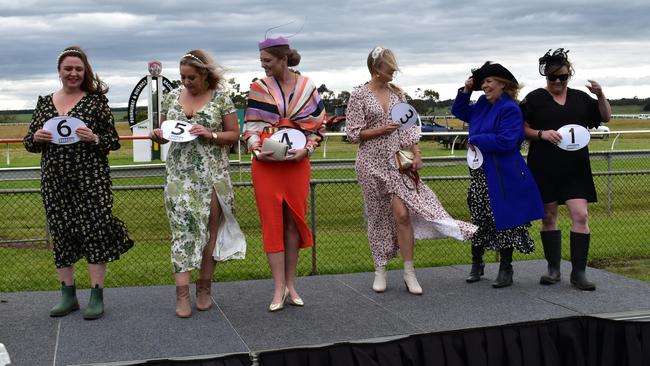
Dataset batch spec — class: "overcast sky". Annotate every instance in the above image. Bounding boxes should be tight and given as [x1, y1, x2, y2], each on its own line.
[1, 0, 650, 110]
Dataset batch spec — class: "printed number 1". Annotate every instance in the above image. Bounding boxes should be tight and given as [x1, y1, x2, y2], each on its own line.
[280, 132, 293, 149]
[569, 127, 575, 144]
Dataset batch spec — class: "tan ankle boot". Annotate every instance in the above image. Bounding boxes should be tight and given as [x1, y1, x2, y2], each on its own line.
[196, 279, 212, 311]
[175, 285, 191, 318]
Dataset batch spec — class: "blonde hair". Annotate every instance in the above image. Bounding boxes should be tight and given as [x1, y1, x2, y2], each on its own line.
[367, 47, 403, 95]
[492, 76, 522, 101]
[180, 49, 225, 90]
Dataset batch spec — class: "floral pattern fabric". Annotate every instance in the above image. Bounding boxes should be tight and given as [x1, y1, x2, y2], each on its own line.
[161, 88, 246, 273]
[23, 94, 133, 267]
[346, 85, 477, 267]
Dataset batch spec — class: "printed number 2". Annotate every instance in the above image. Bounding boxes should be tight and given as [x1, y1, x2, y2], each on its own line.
[171, 122, 186, 135]
[57, 119, 71, 137]
[280, 132, 293, 149]
[569, 127, 575, 144]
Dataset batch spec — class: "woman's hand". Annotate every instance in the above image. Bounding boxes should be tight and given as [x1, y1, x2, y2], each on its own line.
[150, 128, 169, 144]
[286, 148, 309, 162]
[189, 124, 211, 139]
[463, 78, 474, 93]
[33, 128, 53, 143]
[382, 123, 400, 135]
[411, 154, 423, 171]
[540, 129, 562, 145]
[586, 80, 604, 98]
[76, 126, 98, 143]
[254, 150, 283, 162]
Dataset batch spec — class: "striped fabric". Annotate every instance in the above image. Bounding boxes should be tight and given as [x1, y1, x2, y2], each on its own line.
[243, 75, 325, 142]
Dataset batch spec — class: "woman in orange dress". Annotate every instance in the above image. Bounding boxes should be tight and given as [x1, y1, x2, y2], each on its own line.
[243, 36, 325, 311]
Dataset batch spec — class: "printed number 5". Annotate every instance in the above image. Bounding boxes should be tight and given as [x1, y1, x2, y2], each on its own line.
[172, 122, 186, 135]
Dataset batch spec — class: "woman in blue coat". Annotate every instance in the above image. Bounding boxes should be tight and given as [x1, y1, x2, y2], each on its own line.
[452, 62, 544, 288]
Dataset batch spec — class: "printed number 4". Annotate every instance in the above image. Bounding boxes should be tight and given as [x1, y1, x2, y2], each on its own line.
[280, 132, 293, 149]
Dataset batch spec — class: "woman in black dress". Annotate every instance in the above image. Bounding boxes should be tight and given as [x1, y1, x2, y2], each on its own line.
[24, 46, 133, 319]
[521, 48, 611, 291]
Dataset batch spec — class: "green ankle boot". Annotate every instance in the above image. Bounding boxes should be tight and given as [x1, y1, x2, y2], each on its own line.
[50, 282, 80, 317]
[83, 285, 104, 320]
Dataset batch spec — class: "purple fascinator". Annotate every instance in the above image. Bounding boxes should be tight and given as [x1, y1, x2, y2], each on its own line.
[258, 36, 290, 50]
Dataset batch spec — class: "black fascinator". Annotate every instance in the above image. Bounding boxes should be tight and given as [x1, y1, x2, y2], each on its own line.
[538, 48, 570, 76]
[470, 61, 518, 91]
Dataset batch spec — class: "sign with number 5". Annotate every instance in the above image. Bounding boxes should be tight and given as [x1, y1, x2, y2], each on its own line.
[161, 120, 198, 142]
[43, 116, 87, 144]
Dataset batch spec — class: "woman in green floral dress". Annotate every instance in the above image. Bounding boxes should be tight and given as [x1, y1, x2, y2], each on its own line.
[151, 49, 246, 318]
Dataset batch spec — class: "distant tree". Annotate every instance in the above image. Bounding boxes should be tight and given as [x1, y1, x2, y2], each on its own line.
[318, 84, 334, 101]
[336, 91, 351, 104]
[226, 78, 248, 109]
[644, 102, 650, 112]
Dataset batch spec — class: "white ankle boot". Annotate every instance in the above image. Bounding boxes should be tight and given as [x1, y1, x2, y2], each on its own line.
[372, 266, 387, 292]
[403, 261, 423, 295]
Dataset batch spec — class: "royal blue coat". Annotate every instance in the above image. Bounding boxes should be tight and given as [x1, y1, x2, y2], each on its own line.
[452, 89, 543, 230]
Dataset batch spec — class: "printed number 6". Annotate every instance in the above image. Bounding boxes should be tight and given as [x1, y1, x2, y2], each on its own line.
[57, 119, 71, 137]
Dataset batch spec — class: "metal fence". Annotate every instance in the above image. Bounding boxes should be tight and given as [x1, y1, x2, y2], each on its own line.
[2, 141, 650, 292]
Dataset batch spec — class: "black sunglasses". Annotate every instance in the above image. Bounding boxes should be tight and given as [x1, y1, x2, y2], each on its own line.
[547, 74, 569, 82]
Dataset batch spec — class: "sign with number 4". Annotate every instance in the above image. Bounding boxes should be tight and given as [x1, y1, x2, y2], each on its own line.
[43, 116, 87, 145]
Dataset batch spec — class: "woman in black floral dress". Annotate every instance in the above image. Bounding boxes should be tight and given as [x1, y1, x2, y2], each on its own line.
[23, 46, 133, 320]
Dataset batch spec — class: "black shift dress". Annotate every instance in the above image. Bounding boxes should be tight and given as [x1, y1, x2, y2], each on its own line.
[24, 94, 133, 268]
[520, 88, 604, 204]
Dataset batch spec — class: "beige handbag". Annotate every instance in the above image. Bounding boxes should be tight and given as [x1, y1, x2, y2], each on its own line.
[395, 149, 415, 173]
[261, 138, 288, 160]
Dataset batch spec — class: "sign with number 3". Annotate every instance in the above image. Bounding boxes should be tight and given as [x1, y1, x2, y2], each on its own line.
[43, 116, 87, 145]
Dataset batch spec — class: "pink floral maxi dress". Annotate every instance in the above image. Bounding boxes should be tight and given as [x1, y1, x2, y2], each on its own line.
[346, 85, 477, 267]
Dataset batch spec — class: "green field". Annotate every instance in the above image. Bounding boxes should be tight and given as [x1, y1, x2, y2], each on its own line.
[1, 112, 649, 292]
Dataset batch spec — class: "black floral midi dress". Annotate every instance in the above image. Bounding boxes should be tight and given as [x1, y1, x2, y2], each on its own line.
[23, 93, 133, 268]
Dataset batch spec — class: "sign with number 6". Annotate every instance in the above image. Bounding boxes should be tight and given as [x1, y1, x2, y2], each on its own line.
[43, 116, 87, 145]
[161, 120, 198, 142]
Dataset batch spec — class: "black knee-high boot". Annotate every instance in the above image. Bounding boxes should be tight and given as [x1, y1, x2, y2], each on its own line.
[540, 230, 562, 285]
[466, 245, 485, 283]
[492, 248, 513, 288]
[570, 232, 596, 291]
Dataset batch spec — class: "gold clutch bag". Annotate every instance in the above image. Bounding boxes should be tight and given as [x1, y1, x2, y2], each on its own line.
[395, 149, 415, 172]
[261, 138, 289, 160]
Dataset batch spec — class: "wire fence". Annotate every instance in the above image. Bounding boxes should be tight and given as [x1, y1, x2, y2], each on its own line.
[1, 142, 650, 292]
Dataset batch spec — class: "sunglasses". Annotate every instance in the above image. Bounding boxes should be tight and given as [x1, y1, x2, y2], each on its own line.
[547, 74, 569, 82]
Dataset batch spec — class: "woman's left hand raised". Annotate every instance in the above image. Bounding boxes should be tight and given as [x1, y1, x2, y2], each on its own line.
[586, 80, 604, 98]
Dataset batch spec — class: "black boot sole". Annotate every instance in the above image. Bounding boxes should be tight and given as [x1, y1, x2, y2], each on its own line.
[540, 275, 561, 285]
[570, 279, 596, 291]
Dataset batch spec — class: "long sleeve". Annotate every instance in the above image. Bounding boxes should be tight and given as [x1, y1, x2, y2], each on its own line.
[24, 96, 47, 153]
[451, 88, 473, 123]
[344, 89, 365, 144]
[93, 94, 120, 155]
[470, 104, 523, 153]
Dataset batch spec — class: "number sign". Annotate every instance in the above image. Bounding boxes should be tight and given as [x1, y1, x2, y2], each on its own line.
[161, 120, 198, 142]
[557, 124, 590, 151]
[43, 116, 87, 145]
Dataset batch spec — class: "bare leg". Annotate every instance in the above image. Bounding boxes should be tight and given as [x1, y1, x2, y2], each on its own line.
[283, 202, 301, 300]
[87, 263, 106, 288]
[541, 202, 559, 231]
[56, 266, 75, 286]
[267, 252, 285, 305]
[391, 195, 414, 261]
[565, 199, 589, 234]
[199, 189, 222, 280]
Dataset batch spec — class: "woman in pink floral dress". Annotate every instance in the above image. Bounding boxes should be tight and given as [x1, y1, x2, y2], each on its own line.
[346, 47, 476, 295]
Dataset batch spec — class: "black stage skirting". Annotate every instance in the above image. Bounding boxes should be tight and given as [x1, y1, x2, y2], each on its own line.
[134, 316, 650, 366]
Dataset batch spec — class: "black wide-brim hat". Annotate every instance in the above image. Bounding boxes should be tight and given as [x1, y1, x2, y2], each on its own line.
[470, 61, 518, 91]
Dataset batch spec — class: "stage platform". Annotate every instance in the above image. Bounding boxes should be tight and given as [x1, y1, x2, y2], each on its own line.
[1, 259, 649, 365]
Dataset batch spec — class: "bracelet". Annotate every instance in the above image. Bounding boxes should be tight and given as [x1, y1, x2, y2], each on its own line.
[306, 145, 315, 157]
[94, 134, 100, 145]
[538, 130, 544, 140]
[211, 132, 218, 143]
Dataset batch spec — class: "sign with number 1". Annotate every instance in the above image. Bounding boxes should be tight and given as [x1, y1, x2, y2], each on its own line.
[43, 116, 87, 145]
[557, 124, 590, 151]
